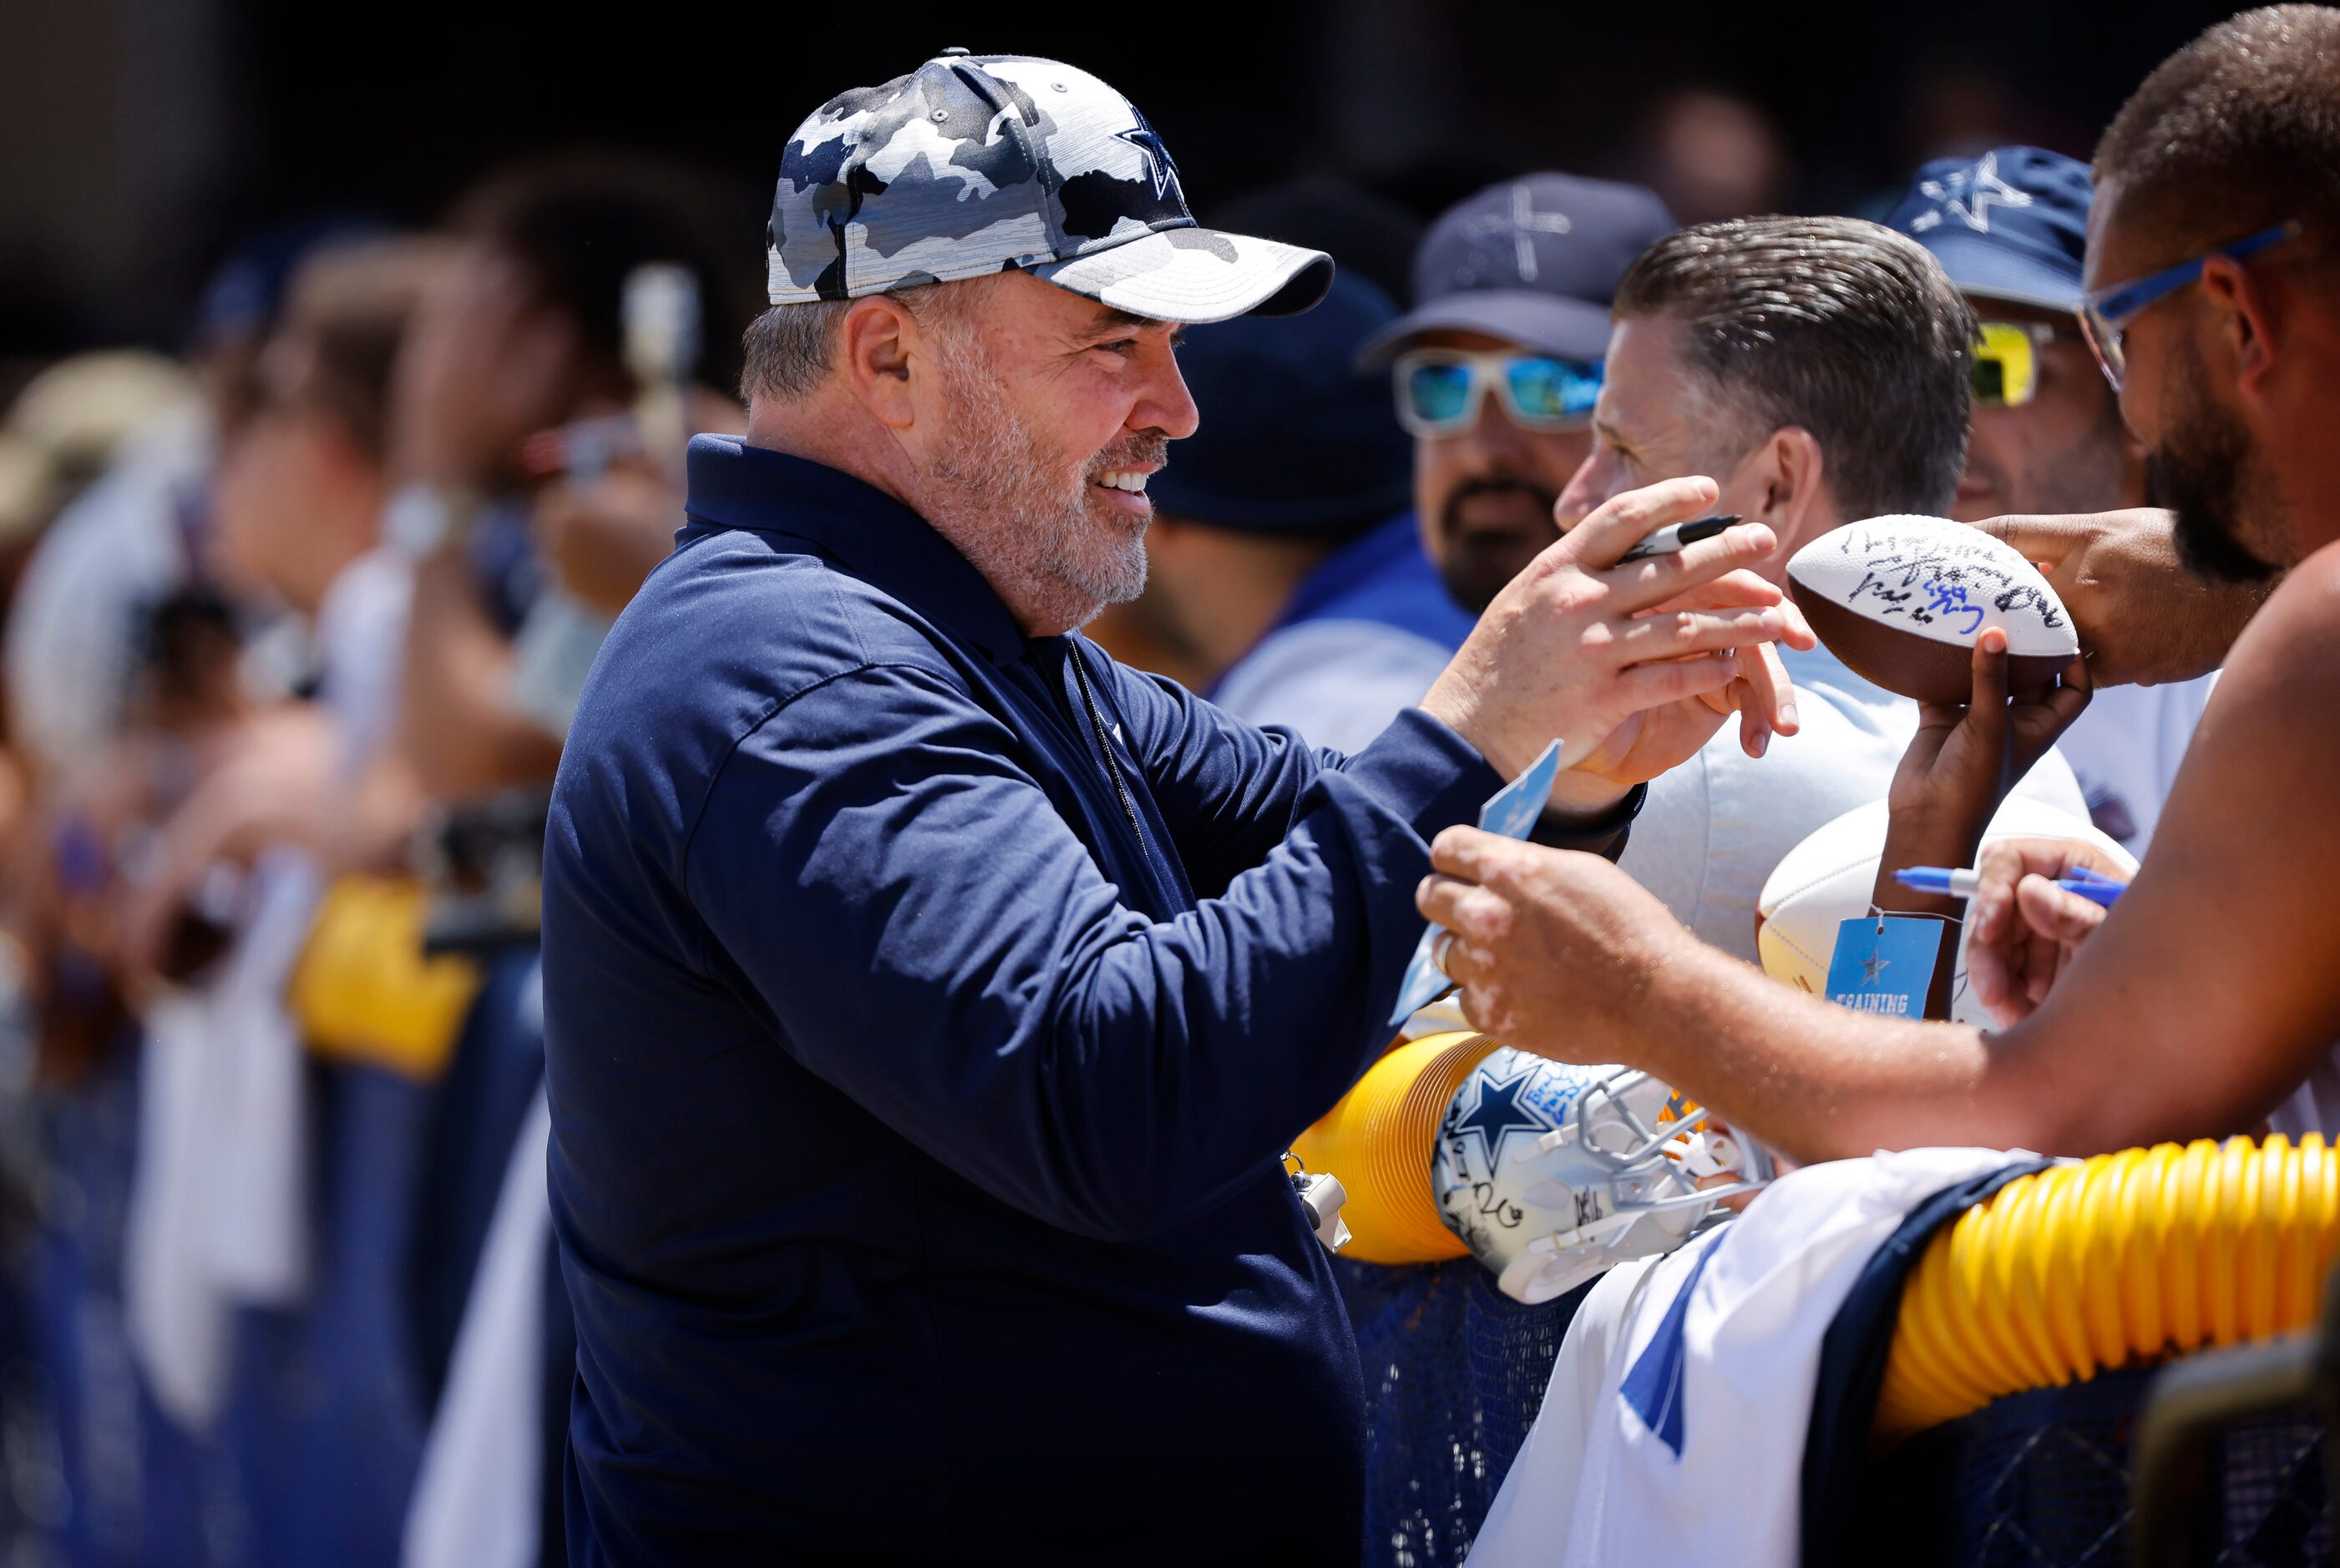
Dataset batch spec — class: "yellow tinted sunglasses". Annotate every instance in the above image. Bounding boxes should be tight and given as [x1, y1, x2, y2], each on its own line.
[1970, 320, 2083, 408]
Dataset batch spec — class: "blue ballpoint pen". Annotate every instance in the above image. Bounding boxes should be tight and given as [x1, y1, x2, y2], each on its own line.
[1895, 864, 2128, 907]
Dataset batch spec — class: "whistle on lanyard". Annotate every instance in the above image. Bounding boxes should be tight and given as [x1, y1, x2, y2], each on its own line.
[1284, 1151, 1352, 1252]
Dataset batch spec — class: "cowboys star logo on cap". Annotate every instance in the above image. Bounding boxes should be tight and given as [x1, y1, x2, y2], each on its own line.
[1111, 114, 1181, 204]
[764, 53, 1329, 325]
[1906, 149, 2034, 235]
[1887, 145, 2096, 313]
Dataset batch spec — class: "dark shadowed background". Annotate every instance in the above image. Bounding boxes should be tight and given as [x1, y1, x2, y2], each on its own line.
[0, 0, 2251, 361]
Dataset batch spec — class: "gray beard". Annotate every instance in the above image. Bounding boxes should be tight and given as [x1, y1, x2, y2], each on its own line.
[921, 340, 1154, 631]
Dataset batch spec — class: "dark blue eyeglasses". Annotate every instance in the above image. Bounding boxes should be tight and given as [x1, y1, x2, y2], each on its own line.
[2077, 220, 2304, 391]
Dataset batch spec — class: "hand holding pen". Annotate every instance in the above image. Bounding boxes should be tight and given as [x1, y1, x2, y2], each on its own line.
[1895, 863, 2129, 908]
[1617, 513, 1744, 563]
[1920, 837, 2136, 1026]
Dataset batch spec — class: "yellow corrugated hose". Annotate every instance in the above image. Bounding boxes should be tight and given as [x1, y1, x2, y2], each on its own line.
[1290, 1031, 1499, 1265]
[1875, 1134, 2340, 1439]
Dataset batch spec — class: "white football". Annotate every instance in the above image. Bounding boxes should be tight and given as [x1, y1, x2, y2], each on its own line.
[1786, 514, 2081, 705]
[1754, 796, 2137, 1025]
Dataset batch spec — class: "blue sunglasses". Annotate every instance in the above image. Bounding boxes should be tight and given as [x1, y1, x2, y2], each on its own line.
[1393, 349, 1603, 437]
[2078, 220, 2304, 391]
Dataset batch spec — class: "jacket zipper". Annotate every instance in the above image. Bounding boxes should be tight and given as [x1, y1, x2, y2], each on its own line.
[1067, 643, 1152, 867]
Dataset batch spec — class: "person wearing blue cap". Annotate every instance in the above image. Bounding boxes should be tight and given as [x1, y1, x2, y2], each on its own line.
[1889, 145, 2216, 855]
[1090, 271, 1473, 751]
[1359, 174, 1679, 617]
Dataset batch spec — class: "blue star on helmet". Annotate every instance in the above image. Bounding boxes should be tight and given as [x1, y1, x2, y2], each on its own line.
[1907, 149, 2032, 235]
[1454, 1068, 1552, 1166]
[1113, 119, 1183, 204]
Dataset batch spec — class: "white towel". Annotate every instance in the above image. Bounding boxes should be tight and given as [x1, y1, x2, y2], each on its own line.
[124, 987, 233, 1429]
[403, 1087, 553, 1568]
[1466, 1147, 2026, 1568]
[123, 848, 320, 1430]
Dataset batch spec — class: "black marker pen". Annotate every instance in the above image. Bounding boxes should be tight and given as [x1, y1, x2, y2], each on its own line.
[1617, 513, 1744, 563]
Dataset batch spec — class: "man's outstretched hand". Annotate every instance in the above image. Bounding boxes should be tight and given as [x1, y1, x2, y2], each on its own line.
[1979, 508, 2273, 688]
[1421, 477, 1815, 816]
[1964, 836, 2131, 1025]
[1414, 831, 1694, 1060]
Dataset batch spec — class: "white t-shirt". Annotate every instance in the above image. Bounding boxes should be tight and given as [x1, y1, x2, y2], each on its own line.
[1211, 617, 1457, 756]
[1619, 643, 2090, 964]
[312, 545, 414, 776]
[1466, 1147, 2022, 1568]
[2053, 674, 2217, 856]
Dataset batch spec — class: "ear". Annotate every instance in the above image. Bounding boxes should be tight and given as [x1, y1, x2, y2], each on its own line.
[1735, 426, 1826, 534]
[2198, 253, 2280, 397]
[835, 296, 922, 430]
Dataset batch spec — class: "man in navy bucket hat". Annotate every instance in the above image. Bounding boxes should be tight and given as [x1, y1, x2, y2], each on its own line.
[1890, 146, 2214, 856]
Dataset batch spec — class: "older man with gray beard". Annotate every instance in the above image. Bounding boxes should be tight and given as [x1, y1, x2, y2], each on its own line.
[540, 51, 1811, 1565]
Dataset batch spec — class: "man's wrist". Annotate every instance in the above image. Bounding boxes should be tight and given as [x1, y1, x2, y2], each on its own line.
[1882, 805, 1994, 867]
[1528, 781, 1645, 862]
[1874, 808, 1993, 922]
[1544, 767, 1630, 819]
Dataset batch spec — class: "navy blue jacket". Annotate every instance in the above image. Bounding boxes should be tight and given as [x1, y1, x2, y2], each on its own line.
[542, 438, 1505, 1565]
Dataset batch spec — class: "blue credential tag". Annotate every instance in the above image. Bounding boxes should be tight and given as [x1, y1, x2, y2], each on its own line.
[1388, 740, 1564, 1027]
[1822, 914, 1942, 1017]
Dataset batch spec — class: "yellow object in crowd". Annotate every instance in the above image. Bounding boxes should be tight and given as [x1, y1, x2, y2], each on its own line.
[287, 876, 484, 1083]
[1876, 1134, 2340, 1438]
[1289, 1031, 1501, 1265]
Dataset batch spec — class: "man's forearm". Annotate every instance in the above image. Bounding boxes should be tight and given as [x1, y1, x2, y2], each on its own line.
[1618, 941, 2071, 1164]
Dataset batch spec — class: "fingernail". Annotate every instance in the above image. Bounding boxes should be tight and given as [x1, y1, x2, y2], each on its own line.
[1779, 701, 1798, 729]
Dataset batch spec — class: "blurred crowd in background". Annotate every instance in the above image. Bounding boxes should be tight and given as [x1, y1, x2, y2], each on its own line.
[0, 3, 2257, 1565]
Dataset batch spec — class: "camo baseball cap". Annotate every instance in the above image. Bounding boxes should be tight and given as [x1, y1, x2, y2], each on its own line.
[767, 50, 1333, 325]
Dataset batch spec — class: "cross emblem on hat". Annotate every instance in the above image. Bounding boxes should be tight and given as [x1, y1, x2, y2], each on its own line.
[1907, 150, 2032, 235]
[1461, 184, 1575, 283]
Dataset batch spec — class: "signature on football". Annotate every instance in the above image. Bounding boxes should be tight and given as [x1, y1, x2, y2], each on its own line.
[1831, 528, 2068, 639]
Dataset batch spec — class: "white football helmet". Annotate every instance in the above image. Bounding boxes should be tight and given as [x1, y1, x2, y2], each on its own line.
[1432, 1048, 1772, 1303]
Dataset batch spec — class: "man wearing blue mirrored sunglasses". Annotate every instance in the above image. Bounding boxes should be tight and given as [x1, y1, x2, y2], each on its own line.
[1357, 175, 1677, 615]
